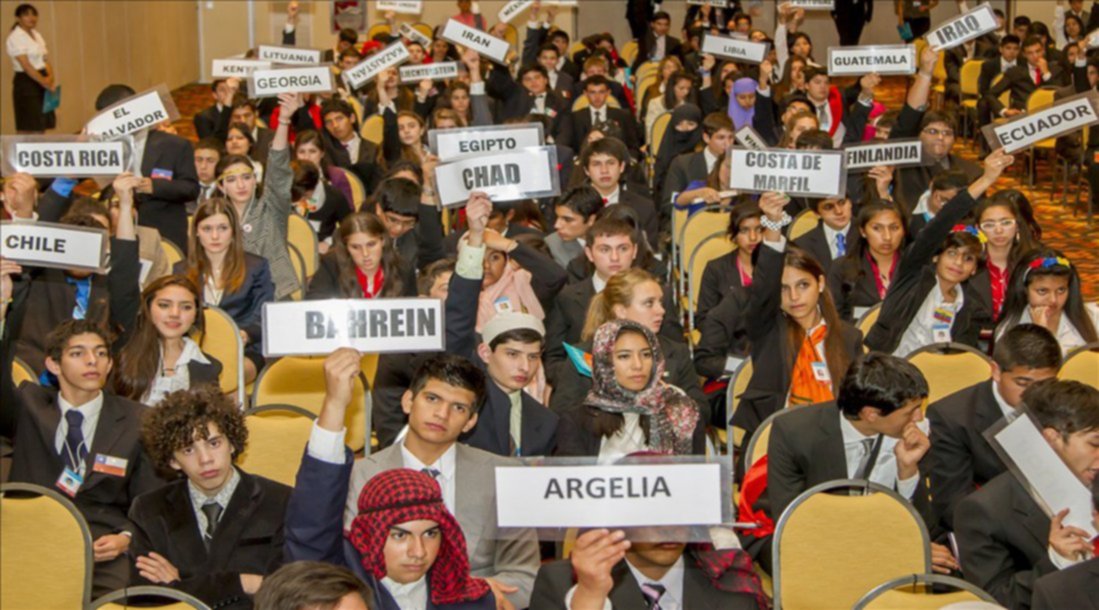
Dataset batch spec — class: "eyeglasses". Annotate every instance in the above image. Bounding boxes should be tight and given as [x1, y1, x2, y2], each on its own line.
[979, 218, 1017, 231]
[922, 127, 955, 138]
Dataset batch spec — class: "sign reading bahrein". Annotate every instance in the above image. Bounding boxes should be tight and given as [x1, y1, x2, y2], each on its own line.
[926, 2, 998, 51]
[734, 125, 768, 151]
[375, 0, 422, 14]
[441, 19, 511, 64]
[429, 123, 544, 162]
[828, 45, 916, 76]
[729, 148, 847, 198]
[983, 90, 1099, 153]
[700, 33, 769, 64]
[250, 66, 336, 97]
[434, 146, 560, 206]
[262, 298, 444, 357]
[1, 221, 109, 273]
[342, 41, 410, 90]
[495, 462, 723, 529]
[499, 0, 535, 23]
[85, 86, 177, 138]
[256, 44, 323, 65]
[3, 138, 129, 177]
[400, 62, 460, 84]
[212, 59, 272, 78]
[844, 138, 925, 171]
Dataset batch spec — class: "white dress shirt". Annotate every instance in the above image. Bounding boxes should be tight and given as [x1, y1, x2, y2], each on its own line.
[601, 185, 621, 205]
[592, 273, 608, 294]
[343, 134, 363, 164]
[703, 147, 719, 173]
[382, 576, 429, 610]
[400, 441, 458, 513]
[590, 105, 608, 126]
[597, 412, 648, 463]
[839, 413, 920, 500]
[143, 337, 213, 406]
[6, 27, 47, 71]
[564, 556, 686, 610]
[894, 277, 964, 358]
[55, 391, 105, 477]
[823, 223, 850, 260]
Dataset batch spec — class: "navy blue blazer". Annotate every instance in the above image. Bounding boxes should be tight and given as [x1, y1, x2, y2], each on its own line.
[174, 253, 274, 349]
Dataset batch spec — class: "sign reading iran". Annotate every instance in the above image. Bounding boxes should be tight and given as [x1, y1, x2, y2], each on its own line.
[844, 139, 925, 171]
[376, 0, 422, 14]
[1, 221, 108, 273]
[735, 126, 768, 151]
[828, 45, 916, 76]
[496, 463, 723, 528]
[730, 148, 847, 198]
[926, 3, 998, 51]
[789, 0, 834, 9]
[499, 0, 535, 23]
[342, 42, 410, 90]
[251, 66, 335, 97]
[401, 62, 459, 83]
[212, 59, 272, 78]
[398, 23, 432, 48]
[434, 146, 560, 206]
[262, 298, 443, 357]
[85, 88, 171, 138]
[441, 19, 511, 64]
[256, 45, 323, 65]
[430, 123, 544, 162]
[701, 33, 769, 64]
[8, 139, 128, 177]
[983, 90, 1099, 153]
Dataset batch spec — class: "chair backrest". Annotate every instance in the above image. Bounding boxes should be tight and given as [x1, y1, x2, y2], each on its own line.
[649, 111, 673, 156]
[568, 40, 586, 60]
[198, 306, 245, 405]
[773, 480, 931, 610]
[572, 95, 591, 111]
[412, 23, 433, 40]
[238, 405, 317, 487]
[687, 233, 735, 325]
[932, 50, 947, 83]
[1, 483, 93, 610]
[991, 73, 1010, 108]
[677, 206, 732, 296]
[856, 304, 882, 339]
[337, 167, 367, 211]
[252, 356, 369, 453]
[500, 23, 519, 50]
[787, 209, 820, 241]
[905, 342, 993, 407]
[854, 573, 997, 610]
[287, 213, 320, 280]
[366, 23, 391, 40]
[959, 60, 984, 96]
[1060, 342, 1099, 387]
[92, 586, 212, 609]
[725, 357, 754, 453]
[361, 114, 385, 145]
[1027, 87, 1056, 112]
[634, 61, 661, 87]
[161, 239, 184, 269]
[621, 40, 639, 66]
[11, 356, 36, 386]
[286, 244, 307, 301]
[743, 404, 805, 470]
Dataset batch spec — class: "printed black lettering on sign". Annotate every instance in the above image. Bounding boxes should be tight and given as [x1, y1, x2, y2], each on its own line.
[304, 307, 437, 340]
[461, 164, 521, 189]
[458, 137, 517, 153]
[3, 234, 66, 253]
[543, 476, 672, 499]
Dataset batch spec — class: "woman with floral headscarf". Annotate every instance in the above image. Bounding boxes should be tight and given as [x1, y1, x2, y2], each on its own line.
[556, 319, 704, 459]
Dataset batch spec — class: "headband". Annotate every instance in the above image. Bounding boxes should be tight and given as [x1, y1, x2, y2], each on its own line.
[950, 224, 988, 245]
[1024, 256, 1072, 280]
[217, 165, 254, 182]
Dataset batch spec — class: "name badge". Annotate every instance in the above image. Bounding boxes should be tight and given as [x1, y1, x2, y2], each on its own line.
[56, 467, 83, 497]
[151, 168, 173, 180]
[93, 454, 129, 477]
[811, 361, 831, 382]
[932, 323, 952, 344]
[494, 296, 513, 313]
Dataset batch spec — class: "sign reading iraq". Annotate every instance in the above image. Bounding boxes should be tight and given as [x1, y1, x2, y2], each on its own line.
[250, 66, 335, 97]
[441, 19, 511, 64]
[700, 32, 769, 64]
[2, 136, 131, 178]
[729, 148, 847, 198]
[983, 90, 1099, 153]
[262, 298, 444, 357]
[828, 45, 916, 76]
[844, 139, 925, 171]
[1, 221, 109, 273]
[926, 3, 998, 51]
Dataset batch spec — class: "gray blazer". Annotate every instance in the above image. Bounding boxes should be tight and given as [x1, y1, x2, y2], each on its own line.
[344, 443, 540, 608]
[240, 147, 298, 299]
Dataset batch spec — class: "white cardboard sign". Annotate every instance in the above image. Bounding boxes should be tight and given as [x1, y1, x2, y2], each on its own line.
[827, 45, 917, 76]
[251, 66, 336, 97]
[400, 61, 460, 83]
[376, 0, 422, 14]
[844, 138, 925, 171]
[1, 221, 109, 273]
[398, 23, 432, 48]
[256, 45, 323, 65]
[499, 0, 535, 23]
[342, 42, 410, 90]
[6, 140, 128, 177]
[729, 148, 846, 198]
[687, 0, 730, 7]
[430, 123, 544, 162]
[441, 19, 511, 65]
[495, 463, 723, 528]
[926, 3, 998, 52]
[262, 298, 444, 357]
[434, 146, 560, 206]
[85, 89, 171, 138]
[735, 125, 768, 151]
[788, 0, 834, 9]
[701, 33, 769, 64]
[212, 59, 272, 78]
[983, 90, 1099, 153]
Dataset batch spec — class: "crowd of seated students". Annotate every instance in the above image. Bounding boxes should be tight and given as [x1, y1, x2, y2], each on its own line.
[2, 0, 1099, 608]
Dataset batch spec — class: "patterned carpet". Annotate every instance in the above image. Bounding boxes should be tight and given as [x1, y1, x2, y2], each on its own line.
[162, 78, 1099, 299]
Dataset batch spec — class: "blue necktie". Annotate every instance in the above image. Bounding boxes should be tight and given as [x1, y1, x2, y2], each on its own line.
[836, 232, 847, 257]
[66, 276, 91, 320]
[62, 410, 88, 473]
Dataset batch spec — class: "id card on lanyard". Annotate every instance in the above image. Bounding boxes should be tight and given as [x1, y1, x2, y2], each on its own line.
[932, 305, 956, 343]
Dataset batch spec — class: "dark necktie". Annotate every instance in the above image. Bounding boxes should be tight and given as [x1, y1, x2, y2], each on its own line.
[421, 468, 441, 480]
[641, 583, 665, 609]
[201, 502, 223, 549]
[836, 232, 847, 257]
[854, 438, 877, 480]
[594, 109, 603, 124]
[61, 410, 88, 473]
[65, 276, 91, 320]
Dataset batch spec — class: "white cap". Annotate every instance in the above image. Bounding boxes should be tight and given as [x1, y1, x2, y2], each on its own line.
[481, 312, 545, 346]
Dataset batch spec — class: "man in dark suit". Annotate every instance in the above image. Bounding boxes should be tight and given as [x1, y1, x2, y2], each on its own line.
[193, 78, 238, 142]
[1031, 477, 1099, 610]
[0, 319, 162, 597]
[572, 77, 642, 156]
[581, 137, 656, 244]
[631, 11, 683, 71]
[955, 379, 1099, 610]
[926, 324, 1062, 538]
[978, 35, 1023, 95]
[320, 99, 380, 194]
[985, 36, 1071, 120]
[486, 64, 574, 148]
[230, 97, 274, 170]
[531, 528, 764, 609]
[792, 196, 855, 276]
[521, 31, 574, 102]
[831, 0, 874, 46]
[129, 387, 290, 609]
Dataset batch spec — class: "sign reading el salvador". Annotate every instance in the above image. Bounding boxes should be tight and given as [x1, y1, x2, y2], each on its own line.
[700, 33, 769, 64]
[262, 298, 444, 357]
[3, 137, 129, 177]
[342, 42, 410, 91]
[401, 62, 459, 84]
[441, 19, 511, 65]
[499, 0, 535, 23]
[495, 463, 723, 528]
[926, 3, 998, 52]
[729, 148, 846, 198]
[85, 87, 174, 138]
[434, 146, 560, 206]
[376, 0, 422, 14]
[788, 0, 834, 9]
[256, 44, 323, 65]
[1, 221, 109, 273]
[398, 23, 432, 48]
[430, 123, 545, 162]
[844, 138, 925, 171]
[982, 90, 1099, 153]
[734, 125, 768, 151]
[212, 59, 272, 78]
[827, 45, 916, 77]
[250, 66, 336, 97]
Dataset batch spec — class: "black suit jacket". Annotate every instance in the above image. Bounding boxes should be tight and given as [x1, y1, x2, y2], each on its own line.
[370, 351, 414, 450]
[618, 189, 659, 247]
[486, 67, 574, 148]
[174, 254, 273, 348]
[555, 395, 707, 457]
[767, 402, 931, 524]
[889, 105, 982, 215]
[978, 57, 1012, 98]
[1031, 558, 1099, 610]
[987, 62, 1071, 116]
[194, 104, 232, 142]
[572, 107, 642, 155]
[530, 555, 760, 610]
[696, 252, 749, 329]
[693, 288, 751, 380]
[827, 254, 888, 323]
[138, 130, 201, 251]
[955, 473, 1056, 610]
[632, 32, 683, 70]
[792, 222, 857, 277]
[128, 472, 291, 609]
[305, 251, 417, 301]
[323, 133, 381, 195]
[661, 151, 709, 209]
[252, 127, 275, 169]
[926, 380, 1007, 536]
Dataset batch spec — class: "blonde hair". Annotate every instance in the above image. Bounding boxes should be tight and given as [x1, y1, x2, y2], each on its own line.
[581, 268, 661, 341]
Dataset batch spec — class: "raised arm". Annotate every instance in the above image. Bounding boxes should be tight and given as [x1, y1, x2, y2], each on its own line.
[444, 194, 491, 360]
[747, 192, 791, 343]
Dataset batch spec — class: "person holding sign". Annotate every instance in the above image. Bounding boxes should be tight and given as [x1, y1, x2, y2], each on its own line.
[193, 78, 240, 143]
[800, 65, 878, 148]
[954, 379, 1099, 610]
[827, 199, 909, 323]
[6, 3, 55, 134]
[696, 199, 762, 328]
[995, 249, 1099, 356]
[486, 61, 574, 149]
[792, 194, 856, 277]
[985, 36, 1071, 123]
[1031, 477, 1099, 610]
[306, 212, 416, 300]
[377, 77, 431, 168]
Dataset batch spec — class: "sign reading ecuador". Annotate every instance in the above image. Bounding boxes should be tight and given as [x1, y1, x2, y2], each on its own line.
[983, 90, 1099, 153]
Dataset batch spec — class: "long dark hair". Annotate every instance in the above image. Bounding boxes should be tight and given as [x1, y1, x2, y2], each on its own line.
[663, 72, 697, 109]
[332, 212, 404, 298]
[839, 200, 909, 286]
[226, 122, 255, 156]
[783, 246, 852, 386]
[999, 248, 1098, 344]
[187, 198, 247, 293]
[294, 129, 333, 174]
[975, 192, 1038, 271]
[113, 275, 206, 401]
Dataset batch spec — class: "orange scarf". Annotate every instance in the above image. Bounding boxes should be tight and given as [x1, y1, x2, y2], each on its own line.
[788, 324, 834, 407]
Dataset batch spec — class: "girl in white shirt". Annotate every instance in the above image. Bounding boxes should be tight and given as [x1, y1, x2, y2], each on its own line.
[997, 249, 1099, 355]
[6, 3, 55, 133]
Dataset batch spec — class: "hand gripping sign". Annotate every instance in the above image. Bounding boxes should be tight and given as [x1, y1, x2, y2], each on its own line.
[729, 148, 847, 198]
[262, 298, 444, 357]
[982, 90, 1099, 154]
[2, 135, 134, 178]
